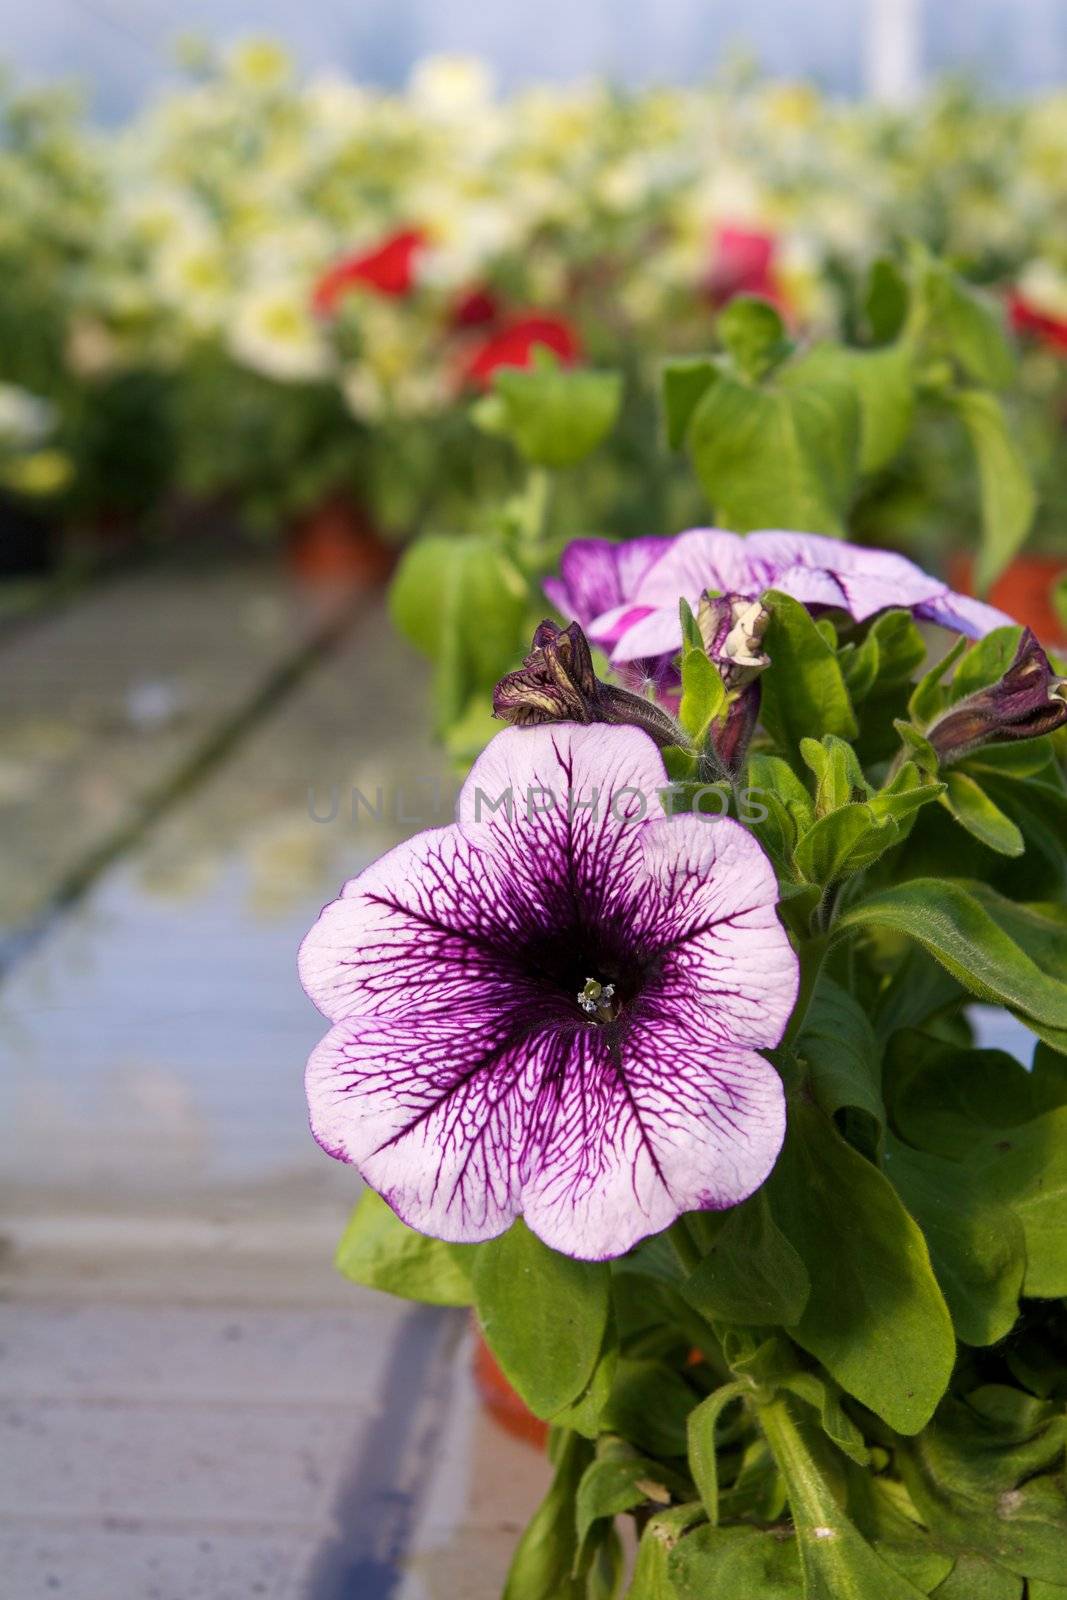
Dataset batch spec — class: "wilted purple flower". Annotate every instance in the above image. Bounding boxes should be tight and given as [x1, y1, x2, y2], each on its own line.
[549, 529, 1013, 677]
[300, 724, 798, 1261]
[492, 620, 681, 750]
[927, 628, 1067, 765]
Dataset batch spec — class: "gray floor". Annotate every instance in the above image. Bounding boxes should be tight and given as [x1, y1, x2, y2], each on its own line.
[0, 562, 548, 1600]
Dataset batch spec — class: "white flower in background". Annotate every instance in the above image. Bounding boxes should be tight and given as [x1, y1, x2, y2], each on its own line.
[228, 283, 333, 383]
[119, 187, 213, 254]
[153, 240, 232, 333]
[0, 384, 55, 447]
[777, 234, 836, 329]
[303, 73, 374, 139]
[1017, 259, 1067, 321]
[416, 198, 520, 289]
[66, 318, 121, 379]
[408, 55, 494, 118]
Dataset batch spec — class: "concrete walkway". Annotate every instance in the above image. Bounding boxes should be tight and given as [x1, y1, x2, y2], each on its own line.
[0, 561, 548, 1599]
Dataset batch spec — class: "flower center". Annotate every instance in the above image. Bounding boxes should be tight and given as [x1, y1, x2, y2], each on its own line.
[577, 977, 619, 1023]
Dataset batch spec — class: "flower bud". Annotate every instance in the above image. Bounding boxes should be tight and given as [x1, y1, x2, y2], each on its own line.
[927, 628, 1067, 766]
[697, 593, 771, 689]
[494, 620, 682, 749]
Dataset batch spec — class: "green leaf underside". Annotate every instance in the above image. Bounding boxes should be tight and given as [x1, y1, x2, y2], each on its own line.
[334, 1190, 475, 1305]
[472, 1220, 611, 1418]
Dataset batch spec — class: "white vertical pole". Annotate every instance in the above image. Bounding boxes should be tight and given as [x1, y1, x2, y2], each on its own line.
[865, 0, 923, 105]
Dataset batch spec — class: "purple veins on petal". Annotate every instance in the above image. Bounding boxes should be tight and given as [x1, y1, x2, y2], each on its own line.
[300, 723, 799, 1261]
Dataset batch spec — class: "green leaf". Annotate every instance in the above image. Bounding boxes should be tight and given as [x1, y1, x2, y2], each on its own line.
[575, 1441, 676, 1551]
[801, 734, 868, 815]
[866, 257, 910, 344]
[682, 1189, 810, 1326]
[940, 770, 1025, 856]
[884, 1032, 1058, 1159]
[334, 1190, 475, 1304]
[925, 264, 1016, 389]
[791, 342, 915, 473]
[472, 1221, 611, 1418]
[840, 610, 926, 705]
[662, 358, 717, 450]
[686, 1381, 747, 1524]
[799, 977, 885, 1148]
[678, 647, 726, 741]
[766, 1101, 955, 1433]
[717, 294, 793, 382]
[908, 636, 969, 726]
[794, 802, 896, 885]
[947, 624, 1024, 702]
[389, 534, 528, 730]
[669, 1524, 803, 1600]
[949, 389, 1036, 593]
[600, 1358, 698, 1458]
[898, 1393, 1067, 1584]
[761, 591, 858, 757]
[973, 1109, 1067, 1297]
[883, 1136, 1024, 1345]
[629, 1504, 705, 1600]
[837, 879, 1067, 1035]
[491, 353, 623, 469]
[757, 1395, 932, 1599]
[686, 367, 858, 535]
[503, 1429, 591, 1600]
[930, 1555, 1023, 1599]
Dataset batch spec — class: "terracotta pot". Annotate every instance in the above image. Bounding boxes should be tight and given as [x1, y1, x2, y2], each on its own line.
[286, 495, 396, 589]
[948, 552, 1067, 650]
[471, 1327, 548, 1449]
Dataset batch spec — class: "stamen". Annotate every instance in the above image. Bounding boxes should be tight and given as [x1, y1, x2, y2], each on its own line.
[578, 978, 617, 1021]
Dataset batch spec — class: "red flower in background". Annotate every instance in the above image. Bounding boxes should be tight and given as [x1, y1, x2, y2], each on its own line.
[312, 228, 426, 315]
[1009, 291, 1067, 354]
[449, 285, 501, 330]
[461, 314, 581, 388]
[706, 224, 783, 311]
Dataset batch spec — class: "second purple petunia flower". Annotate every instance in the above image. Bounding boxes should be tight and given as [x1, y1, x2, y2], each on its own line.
[546, 528, 1014, 680]
[300, 724, 798, 1260]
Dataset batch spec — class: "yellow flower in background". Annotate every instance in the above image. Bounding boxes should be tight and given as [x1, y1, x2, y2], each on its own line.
[1, 449, 74, 498]
[226, 37, 293, 93]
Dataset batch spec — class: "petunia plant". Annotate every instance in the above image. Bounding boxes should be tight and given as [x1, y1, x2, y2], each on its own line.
[303, 346, 1067, 1599]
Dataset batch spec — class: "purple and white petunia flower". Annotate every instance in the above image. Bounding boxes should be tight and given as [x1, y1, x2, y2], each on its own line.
[547, 528, 1013, 677]
[300, 724, 798, 1261]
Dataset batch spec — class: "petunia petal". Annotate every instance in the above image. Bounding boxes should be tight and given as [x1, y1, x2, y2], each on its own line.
[915, 590, 1015, 638]
[521, 1029, 786, 1258]
[544, 536, 670, 630]
[456, 724, 670, 911]
[299, 825, 524, 1024]
[306, 1010, 786, 1258]
[631, 527, 751, 608]
[636, 813, 800, 1049]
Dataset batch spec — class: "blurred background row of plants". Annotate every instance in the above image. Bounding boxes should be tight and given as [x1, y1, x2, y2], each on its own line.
[1, 40, 1065, 622]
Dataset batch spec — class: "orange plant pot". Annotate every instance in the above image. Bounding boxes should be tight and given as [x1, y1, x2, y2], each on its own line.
[286, 495, 396, 590]
[472, 1327, 548, 1449]
[948, 552, 1067, 651]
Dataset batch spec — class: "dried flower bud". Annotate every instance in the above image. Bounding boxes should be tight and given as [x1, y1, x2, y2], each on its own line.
[927, 628, 1067, 766]
[697, 593, 771, 689]
[494, 620, 682, 750]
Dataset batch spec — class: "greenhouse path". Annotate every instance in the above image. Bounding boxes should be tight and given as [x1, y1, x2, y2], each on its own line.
[0, 561, 548, 1600]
